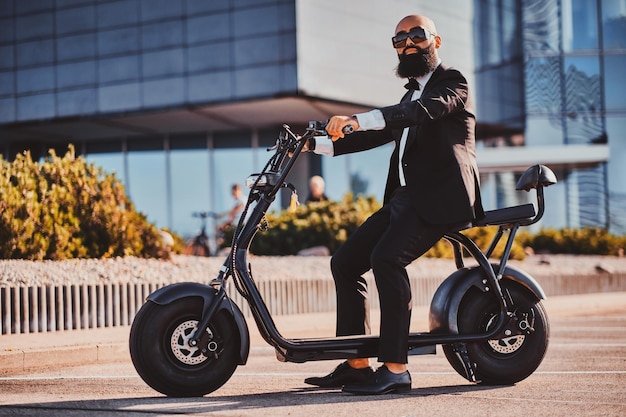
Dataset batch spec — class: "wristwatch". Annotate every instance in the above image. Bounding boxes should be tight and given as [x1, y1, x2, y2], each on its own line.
[307, 137, 316, 152]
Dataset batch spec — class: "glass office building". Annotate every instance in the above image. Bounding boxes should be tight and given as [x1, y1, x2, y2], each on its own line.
[475, 0, 626, 233]
[1, 0, 624, 238]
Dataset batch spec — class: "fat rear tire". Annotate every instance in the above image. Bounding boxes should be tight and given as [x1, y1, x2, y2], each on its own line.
[443, 280, 549, 385]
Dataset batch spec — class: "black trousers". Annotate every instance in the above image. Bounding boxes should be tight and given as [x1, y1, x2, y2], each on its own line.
[330, 188, 450, 363]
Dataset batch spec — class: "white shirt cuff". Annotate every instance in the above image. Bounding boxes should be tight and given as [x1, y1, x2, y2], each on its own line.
[313, 136, 334, 156]
[354, 109, 386, 130]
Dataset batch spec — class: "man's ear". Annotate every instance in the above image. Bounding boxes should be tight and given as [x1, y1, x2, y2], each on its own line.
[434, 35, 442, 49]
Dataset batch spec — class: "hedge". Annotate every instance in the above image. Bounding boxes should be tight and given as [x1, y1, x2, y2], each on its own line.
[0, 146, 167, 260]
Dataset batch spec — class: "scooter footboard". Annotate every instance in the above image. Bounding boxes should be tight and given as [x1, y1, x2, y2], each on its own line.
[147, 282, 250, 365]
[429, 265, 546, 334]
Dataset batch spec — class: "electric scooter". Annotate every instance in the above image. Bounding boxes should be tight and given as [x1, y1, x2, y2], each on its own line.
[129, 121, 557, 397]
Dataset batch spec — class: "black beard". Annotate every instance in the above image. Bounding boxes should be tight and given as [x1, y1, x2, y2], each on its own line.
[395, 43, 438, 78]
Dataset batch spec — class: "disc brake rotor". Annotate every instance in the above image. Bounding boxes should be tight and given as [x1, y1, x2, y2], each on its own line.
[170, 320, 212, 365]
[485, 315, 526, 354]
[488, 335, 525, 353]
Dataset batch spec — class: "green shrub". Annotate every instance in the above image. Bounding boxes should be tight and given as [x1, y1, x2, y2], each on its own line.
[519, 227, 626, 256]
[0, 146, 167, 260]
[245, 193, 381, 255]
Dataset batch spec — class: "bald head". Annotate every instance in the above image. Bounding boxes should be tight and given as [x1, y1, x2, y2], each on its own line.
[395, 14, 438, 36]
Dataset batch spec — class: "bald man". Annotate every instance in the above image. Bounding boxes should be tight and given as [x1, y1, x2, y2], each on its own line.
[304, 14, 483, 395]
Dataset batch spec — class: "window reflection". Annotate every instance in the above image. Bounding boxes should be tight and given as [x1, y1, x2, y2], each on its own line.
[562, 56, 602, 144]
[170, 149, 210, 238]
[603, 55, 626, 111]
[85, 152, 126, 185]
[322, 143, 393, 202]
[212, 148, 253, 218]
[561, 0, 599, 51]
[127, 150, 168, 228]
[602, 0, 626, 49]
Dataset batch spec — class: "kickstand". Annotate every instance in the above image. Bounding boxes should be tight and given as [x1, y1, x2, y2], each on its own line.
[452, 343, 478, 383]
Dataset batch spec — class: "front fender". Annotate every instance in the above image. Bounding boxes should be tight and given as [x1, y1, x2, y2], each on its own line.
[429, 265, 546, 334]
[148, 282, 250, 365]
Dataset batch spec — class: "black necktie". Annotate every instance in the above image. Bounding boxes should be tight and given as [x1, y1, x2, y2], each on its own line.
[404, 78, 420, 90]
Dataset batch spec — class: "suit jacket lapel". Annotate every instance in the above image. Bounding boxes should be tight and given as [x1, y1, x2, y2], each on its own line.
[405, 65, 446, 149]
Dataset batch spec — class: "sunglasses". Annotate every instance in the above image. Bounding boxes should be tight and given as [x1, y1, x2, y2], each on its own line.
[392, 26, 435, 48]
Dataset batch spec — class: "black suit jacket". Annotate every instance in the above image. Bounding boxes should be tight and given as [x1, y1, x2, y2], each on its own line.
[333, 64, 483, 225]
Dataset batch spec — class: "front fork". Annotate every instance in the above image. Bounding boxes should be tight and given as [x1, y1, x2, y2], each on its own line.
[188, 284, 229, 350]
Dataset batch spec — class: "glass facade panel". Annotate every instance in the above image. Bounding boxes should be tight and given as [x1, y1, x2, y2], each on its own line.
[501, 1, 522, 60]
[16, 39, 55, 67]
[56, 33, 97, 61]
[0, 45, 13, 70]
[127, 149, 168, 227]
[99, 55, 140, 84]
[606, 116, 626, 231]
[234, 34, 284, 66]
[212, 148, 253, 217]
[561, 0, 599, 51]
[16, 67, 55, 94]
[142, 21, 184, 50]
[139, 0, 183, 22]
[57, 88, 97, 116]
[525, 56, 562, 116]
[15, 12, 54, 41]
[186, 13, 231, 44]
[562, 56, 603, 144]
[187, 71, 232, 103]
[56, 5, 96, 35]
[142, 77, 185, 108]
[523, 116, 563, 146]
[0, 17, 13, 43]
[0, 97, 15, 123]
[187, 42, 232, 72]
[85, 152, 127, 185]
[523, 0, 560, 52]
[142, 48, 185, 78]
[56, 61, 97, 89]
[601, 0, 626, 49]
[17, 93, 55, 120]
[170, 149, 211, 238]
[185, 0, 230, 15]
[233, 4, 282, 37]
[98, 82, 141, 112]
[321, 143, 394, 202]
[603, 55, 626, 111]
[96, 1, 140, 29]
[97, 27, 139, 56]
[0, 71, 14, 96]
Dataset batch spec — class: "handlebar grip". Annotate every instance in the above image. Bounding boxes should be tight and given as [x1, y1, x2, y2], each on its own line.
[342, 125, 354, 135]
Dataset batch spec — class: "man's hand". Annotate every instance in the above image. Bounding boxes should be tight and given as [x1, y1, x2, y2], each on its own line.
[326, 116, 359, 141]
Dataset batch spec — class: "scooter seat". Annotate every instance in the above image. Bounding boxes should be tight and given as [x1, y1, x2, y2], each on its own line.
[473, 203, 536, 227]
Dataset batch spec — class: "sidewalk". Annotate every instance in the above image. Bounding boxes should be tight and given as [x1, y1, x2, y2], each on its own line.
[2, 291, 625, 376]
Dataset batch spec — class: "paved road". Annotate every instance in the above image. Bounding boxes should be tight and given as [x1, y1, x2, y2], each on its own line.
[1, 295, 625, 416]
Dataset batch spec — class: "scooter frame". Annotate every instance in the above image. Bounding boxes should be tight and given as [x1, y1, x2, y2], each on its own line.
[144, 121, 557, 384]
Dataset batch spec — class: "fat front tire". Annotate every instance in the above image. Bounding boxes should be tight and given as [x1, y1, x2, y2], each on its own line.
[129, 298, 240, 397]
[443, 280, 549, 385]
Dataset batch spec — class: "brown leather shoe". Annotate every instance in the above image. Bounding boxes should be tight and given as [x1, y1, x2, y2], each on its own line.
[304, 361, 374, 388]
